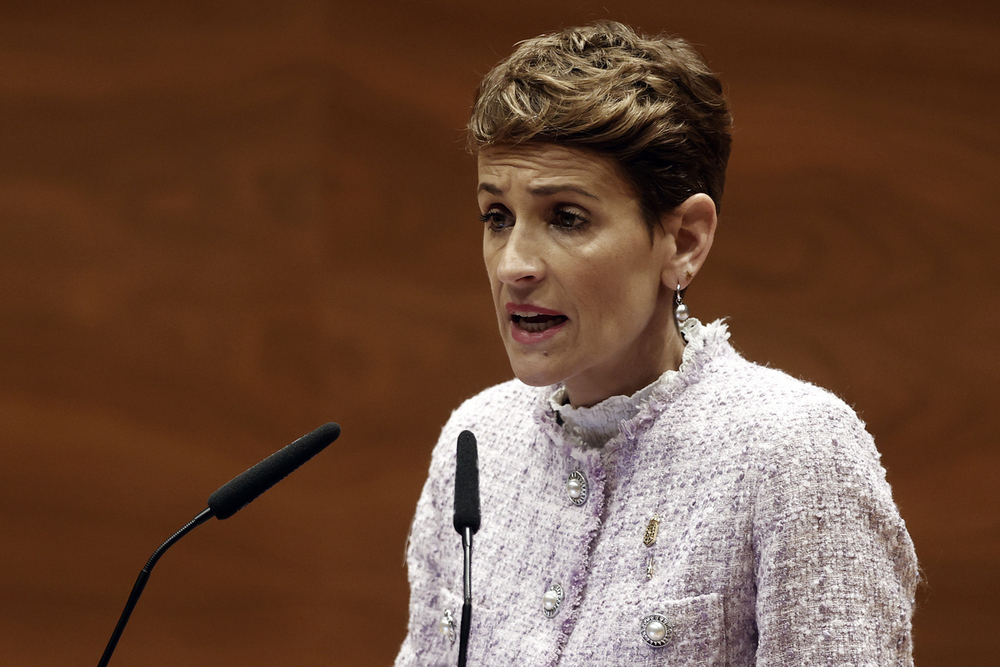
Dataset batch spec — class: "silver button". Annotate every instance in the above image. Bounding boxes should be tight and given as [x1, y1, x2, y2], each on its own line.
[567, 470, 588, 506]
[542, 582, 564, 617]
[640, 614, 672, 647]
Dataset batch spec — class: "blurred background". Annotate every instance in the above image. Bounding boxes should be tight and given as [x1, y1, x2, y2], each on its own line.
[1, 1, 997, 665]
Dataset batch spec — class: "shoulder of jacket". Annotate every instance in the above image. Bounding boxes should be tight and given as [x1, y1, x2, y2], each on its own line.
[426, 379, 542, 461]
[706, 355, 859, 421]
[688, 356, 878, 467]
[448, 378, 541, 422]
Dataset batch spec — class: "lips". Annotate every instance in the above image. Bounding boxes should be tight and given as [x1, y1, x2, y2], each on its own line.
[506, 303, 568, 343]
[512, 312, 568, 332]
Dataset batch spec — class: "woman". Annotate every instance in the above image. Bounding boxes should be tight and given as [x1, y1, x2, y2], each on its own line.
[395, 22, 917, 666]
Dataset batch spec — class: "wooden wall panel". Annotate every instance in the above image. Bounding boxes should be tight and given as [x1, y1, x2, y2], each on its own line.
[1, 1, 997, 665]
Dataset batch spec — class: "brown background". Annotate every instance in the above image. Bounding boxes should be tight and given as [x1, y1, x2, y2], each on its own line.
[1, 1, 997, 665]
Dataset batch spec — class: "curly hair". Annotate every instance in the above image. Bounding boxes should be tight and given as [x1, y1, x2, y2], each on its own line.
[468, 21, 733, 225]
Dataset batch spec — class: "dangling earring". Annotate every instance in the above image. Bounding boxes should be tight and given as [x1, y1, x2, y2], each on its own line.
[674, 283, 690, 326]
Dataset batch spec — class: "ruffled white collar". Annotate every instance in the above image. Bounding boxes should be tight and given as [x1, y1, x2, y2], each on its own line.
[548, 318, 710, 449]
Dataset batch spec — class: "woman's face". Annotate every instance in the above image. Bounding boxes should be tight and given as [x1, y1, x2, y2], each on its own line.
[478, 143, 684, 407]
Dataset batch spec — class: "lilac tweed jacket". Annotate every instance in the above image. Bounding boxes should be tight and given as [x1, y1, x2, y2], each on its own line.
[394, 320, 917, 666]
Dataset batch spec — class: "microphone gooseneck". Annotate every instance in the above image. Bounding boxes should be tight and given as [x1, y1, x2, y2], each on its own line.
[453, 429, 480, 667]
[98, 422, 341, 667]
[97, 508, 213, 667]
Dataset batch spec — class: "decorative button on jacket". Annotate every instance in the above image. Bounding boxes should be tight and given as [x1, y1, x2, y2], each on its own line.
[393, 320, 918, 666]
[566, 471, 587, 506]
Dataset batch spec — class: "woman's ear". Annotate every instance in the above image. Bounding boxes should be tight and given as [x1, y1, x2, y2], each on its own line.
[659, 193, 717, 289]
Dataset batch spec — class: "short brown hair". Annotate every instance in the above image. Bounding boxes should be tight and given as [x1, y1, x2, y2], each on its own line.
[468, 21, 732, 225]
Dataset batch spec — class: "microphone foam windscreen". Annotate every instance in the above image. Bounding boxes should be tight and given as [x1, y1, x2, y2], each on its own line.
[207, 422, 340, 520]
[453, 429, 481, 534]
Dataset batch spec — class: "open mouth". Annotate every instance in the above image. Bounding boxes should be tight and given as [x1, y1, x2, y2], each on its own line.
[512, 312, 569, 333]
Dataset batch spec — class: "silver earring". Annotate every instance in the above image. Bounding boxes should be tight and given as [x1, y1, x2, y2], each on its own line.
[674, 284, 689, 325]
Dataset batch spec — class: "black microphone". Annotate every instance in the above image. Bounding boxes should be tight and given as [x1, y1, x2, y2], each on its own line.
[454, 429, 481, 535]
[453, 430, 480, 667]
[208, 421, 341, 519]
[98, 422, 341, 667]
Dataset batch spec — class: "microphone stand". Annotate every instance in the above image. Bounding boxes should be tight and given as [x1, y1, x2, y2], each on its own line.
[98, 508, 214, 667]
[453, 429, 479, 667]
[458, 526, 473, 667]
[95, 422, 339, 666]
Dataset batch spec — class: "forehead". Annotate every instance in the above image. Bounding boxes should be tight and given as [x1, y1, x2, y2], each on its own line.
[477, 144, 630, 194]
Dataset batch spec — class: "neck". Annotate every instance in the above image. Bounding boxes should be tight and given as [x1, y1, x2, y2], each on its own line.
[563, 310, 686, 408]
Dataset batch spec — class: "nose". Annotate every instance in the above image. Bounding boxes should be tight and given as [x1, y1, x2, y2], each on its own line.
[494, 224, 545, 285]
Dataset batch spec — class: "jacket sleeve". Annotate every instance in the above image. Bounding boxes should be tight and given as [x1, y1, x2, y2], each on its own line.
[751, 402, 918, 666]
[393, 421, 464, 667]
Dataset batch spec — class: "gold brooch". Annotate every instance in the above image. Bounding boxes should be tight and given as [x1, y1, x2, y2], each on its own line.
[643, 513, 660, 547]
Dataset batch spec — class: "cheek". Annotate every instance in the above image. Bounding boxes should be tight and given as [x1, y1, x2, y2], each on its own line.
[482, 248, 499, 286]
[579, 255, 661, 329]
[485, 261, 502, 295]
[567, 267, 622, 326]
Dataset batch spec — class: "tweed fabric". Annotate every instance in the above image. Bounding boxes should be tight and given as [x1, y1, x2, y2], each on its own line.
[394, 320, 917, 666]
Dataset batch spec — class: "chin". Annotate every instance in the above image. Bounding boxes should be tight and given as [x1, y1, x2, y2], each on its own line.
[508, 355, 565, 388]
[513, 372, 558, 388]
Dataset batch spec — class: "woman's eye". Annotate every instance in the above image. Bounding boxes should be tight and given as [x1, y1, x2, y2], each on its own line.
[553, 209, 588, 230]
[479, 209, 512, 232]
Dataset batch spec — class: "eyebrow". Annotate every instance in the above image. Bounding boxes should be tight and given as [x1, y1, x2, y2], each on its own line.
[477, 182, 601, 200]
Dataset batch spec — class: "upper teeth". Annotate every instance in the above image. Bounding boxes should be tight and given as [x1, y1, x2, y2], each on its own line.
[514, 311, 543, 317]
